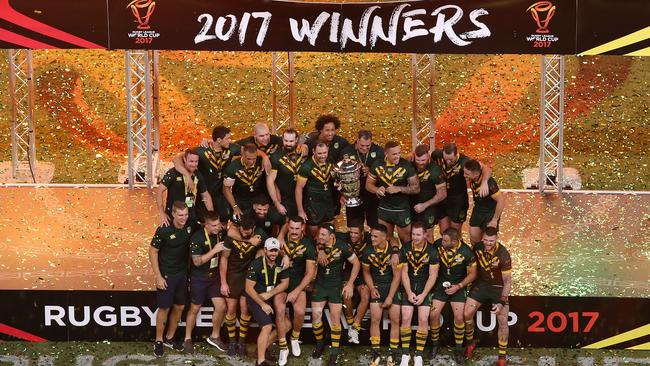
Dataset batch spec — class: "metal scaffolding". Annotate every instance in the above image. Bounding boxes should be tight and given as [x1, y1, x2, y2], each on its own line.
[7, 49, 36, 180]
[271, 52, 295, 134]
[538, 55, 565, 193]
[411, 54, 436, 150]
[125, 50, 160, 189]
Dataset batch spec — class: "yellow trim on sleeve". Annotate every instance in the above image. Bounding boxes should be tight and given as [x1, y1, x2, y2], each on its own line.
[491, 190, 502, 199]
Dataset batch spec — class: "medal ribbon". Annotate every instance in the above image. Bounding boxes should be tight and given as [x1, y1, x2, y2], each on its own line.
[263, 256, 279, 286]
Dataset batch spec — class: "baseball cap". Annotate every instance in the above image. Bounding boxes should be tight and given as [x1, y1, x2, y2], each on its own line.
[264, 237, 281, 251]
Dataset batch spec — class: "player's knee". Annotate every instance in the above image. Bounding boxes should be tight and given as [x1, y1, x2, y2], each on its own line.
[189, 304, 202, 313]
[311, 307, 323, 321]
[294, 307, 305, 318]
[173, 304, 185, 311]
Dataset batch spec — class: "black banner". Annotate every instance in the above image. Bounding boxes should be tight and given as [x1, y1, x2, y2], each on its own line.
[0, 0, 648, 55]
[1, 290, 649, 349]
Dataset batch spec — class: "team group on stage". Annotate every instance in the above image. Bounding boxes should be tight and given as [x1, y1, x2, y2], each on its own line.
[149, 114, 513, 366]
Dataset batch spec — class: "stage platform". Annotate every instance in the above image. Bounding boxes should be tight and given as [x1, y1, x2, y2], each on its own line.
[0, 186, 648, 298]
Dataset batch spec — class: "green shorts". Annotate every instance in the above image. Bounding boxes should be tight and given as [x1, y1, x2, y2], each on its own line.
[432, 284, 467, 303]
[399, 282, 433, 307]
[370, 282, 401, 305]
[311, 283, 342, 304]
[212, 192, 232, 222]
[411, 206, 437, 229]
[468, 283, 502, 305]
[378, 207, 411, 228]
[281, 198, 298, 219]
[442, 194, 469, 224]
[287, 275, 303, 293]
[469, 207, 498, 230]
[305, 194, 335, 226]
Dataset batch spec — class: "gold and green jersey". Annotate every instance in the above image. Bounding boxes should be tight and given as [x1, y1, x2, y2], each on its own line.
[431, 150, 470, 196]
[335, 231, 371, 258]
[401, 241, 438, 285]
[306, 239, 354, 287]
[224, 227, 268, 274]
[362, 243, 399, 286]
[413, 162, 445, 204]
[433, 239, 475, 283]
[283, 234, 314, 282]
[297, 156, 334, 198]
[369, 158, 417, 211]
[270, 149, 306, 201]
[223, 157, 266, 200]
[470, 175, 501, 211]
[473, 241, 511, 287]
[236, 134, 283, 156]
[195, 144, 241, 194]
[160, 168, 207, 214]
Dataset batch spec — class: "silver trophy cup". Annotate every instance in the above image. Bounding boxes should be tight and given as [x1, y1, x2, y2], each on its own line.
[333, 156, 363, 208]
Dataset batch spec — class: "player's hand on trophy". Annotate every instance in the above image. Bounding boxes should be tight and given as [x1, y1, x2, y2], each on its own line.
[386, 185, 401, 194]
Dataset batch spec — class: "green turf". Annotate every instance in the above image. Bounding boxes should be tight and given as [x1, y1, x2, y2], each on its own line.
[1, 342, 649, 365]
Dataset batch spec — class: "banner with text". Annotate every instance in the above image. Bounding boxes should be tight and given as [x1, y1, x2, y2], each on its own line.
[0, 290, 648, 349]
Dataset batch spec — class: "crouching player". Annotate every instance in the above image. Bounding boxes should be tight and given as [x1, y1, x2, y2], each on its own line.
[245, 238, 290, 366]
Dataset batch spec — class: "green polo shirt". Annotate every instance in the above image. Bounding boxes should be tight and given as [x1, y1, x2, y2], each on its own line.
[190, 228, 227, 277]
[150, 223, 194, 277]
[247, 255, 289, 293]
[160, 168, 207, 214]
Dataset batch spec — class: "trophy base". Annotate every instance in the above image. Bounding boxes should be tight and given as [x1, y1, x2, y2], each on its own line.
[345, 197, 363, 208]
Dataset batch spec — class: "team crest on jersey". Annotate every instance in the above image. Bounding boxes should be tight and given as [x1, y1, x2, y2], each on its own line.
[176, 177, 183, 181]
[187, 227, 191, 233]
[491, 259, 500, 267]
[170, 234, 176, 239]
[265, 221, 271, 227]
[455, 256, 464, 263]
[370, 152, 376, 158]
[334, 142, 339, 149]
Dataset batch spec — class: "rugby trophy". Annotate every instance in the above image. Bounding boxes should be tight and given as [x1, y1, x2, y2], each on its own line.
[333, 155, 363, 208]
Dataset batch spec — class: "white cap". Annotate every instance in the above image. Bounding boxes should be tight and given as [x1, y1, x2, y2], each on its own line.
[264, 237, 281, 251]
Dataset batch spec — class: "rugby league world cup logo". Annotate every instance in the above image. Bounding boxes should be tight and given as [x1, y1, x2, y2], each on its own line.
[527, 1, 556, 34]
[127, 0, 156, 30]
